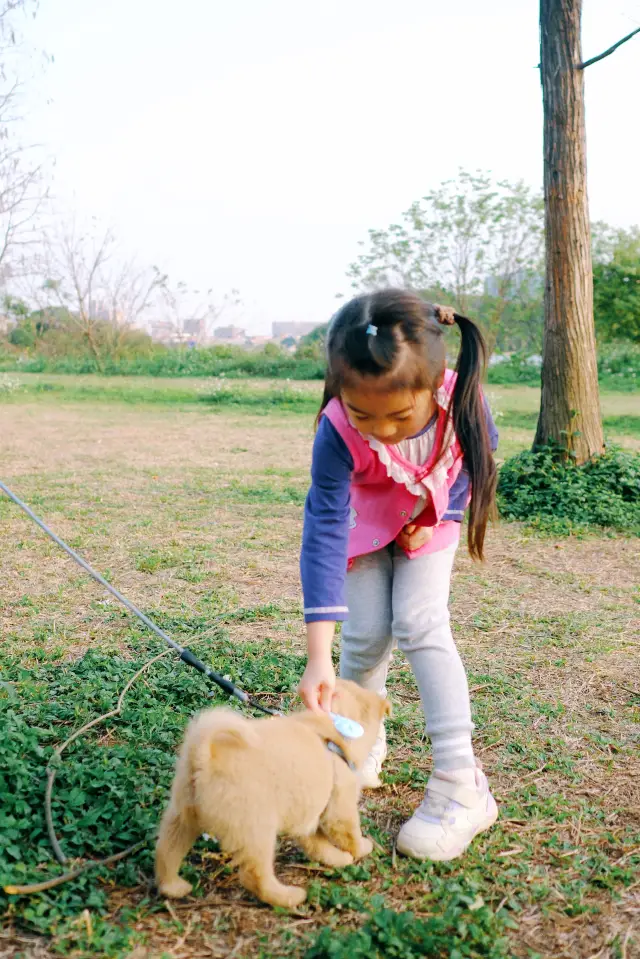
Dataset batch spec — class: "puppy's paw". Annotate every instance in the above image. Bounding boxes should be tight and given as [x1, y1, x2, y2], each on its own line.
[318, 847, 353, 868]
[159, 877, 193, 899]
[276, 885, 307, 910]
[355, 837, 374, 860]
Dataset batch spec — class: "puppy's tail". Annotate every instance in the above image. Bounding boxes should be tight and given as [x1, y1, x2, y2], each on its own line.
[188, 708, 260, 767]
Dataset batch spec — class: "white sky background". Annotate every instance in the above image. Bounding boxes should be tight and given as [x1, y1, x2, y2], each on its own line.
[18, 0, 640, 334]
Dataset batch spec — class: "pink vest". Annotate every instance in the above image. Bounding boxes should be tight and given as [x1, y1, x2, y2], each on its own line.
[322, 369, 465, 561]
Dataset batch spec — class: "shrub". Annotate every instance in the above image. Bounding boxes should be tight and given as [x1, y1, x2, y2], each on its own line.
[597, 340, 640, 392]
[0, 343, 327, 379]
[8, 325, 35, 348]
[486, 355, 541, 386]
[497, 445, 640, 535]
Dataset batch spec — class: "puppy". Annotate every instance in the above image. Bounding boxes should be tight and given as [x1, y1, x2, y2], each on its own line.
[155, 679, 390, 909]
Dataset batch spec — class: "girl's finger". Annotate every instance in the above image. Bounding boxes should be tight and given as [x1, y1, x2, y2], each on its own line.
[299, 683, 315, 710]
[319, 684, 333, 713]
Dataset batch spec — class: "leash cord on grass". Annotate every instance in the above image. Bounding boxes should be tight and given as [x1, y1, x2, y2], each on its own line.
[3, 841, 148, 895]
[3, 603, 296, 897]
[3, 650, 172, 897]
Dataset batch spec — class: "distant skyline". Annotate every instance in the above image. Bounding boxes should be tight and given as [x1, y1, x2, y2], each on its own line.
[18, 0, 640, 334]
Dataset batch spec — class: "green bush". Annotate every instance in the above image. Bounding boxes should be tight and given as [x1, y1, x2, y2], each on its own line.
[8, 325, 35, 348]
[486, 341, 640, 391]
[497, 445, 640, 535]
[486, 355, 541, 386]
[597, 340, 640, 391]
[1, 332, 639, 390]
[0, 343, 327, 379]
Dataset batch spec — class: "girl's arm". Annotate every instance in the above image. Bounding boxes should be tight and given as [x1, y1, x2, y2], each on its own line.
[299, 417, 353, 711]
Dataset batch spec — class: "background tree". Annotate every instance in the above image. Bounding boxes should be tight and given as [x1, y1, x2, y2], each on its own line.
[34, 222, 164, 371]
[347, 170, 544, 354]
[0, 0, 45, 286]
[159, 280, 241, 344]
[535, 1, 639, 460]
[592, 224, 640, 343]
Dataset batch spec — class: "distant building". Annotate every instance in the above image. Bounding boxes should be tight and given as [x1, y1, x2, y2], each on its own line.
[181, 317, 207, 344]
[272, 321, 318, 339]
[149, 317, 209, 345]
[213, 325, 246, 342]
[149, 320, 175, 344]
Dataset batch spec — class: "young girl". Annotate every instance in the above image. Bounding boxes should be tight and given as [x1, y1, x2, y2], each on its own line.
[299, 289, 499, 862]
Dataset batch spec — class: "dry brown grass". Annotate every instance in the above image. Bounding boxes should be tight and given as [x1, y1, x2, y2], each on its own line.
[1, 399, 639, 959]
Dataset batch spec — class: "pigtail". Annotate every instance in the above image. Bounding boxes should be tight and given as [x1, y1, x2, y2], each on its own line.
[315, 381, 334, 429]
[450, 313, 497, 560]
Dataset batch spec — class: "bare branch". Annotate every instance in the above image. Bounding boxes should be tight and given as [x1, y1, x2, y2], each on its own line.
[578, 26, 640, 69]
[0, 2, 48, 281]
[24, 220, 163, 370]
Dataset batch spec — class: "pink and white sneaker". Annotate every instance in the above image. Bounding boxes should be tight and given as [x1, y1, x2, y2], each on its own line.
[360, 721, 387, 790]
[396, 767, 498, 861]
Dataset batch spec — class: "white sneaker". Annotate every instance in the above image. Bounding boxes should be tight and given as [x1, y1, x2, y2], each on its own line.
[395, 767, 498, 861]
[359, 721, 387, 789]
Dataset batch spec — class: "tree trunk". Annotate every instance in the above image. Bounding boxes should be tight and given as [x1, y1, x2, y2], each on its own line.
[535, 0, 604, 462]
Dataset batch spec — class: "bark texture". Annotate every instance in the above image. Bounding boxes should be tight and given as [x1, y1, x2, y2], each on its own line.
[535, 0, 604, 461]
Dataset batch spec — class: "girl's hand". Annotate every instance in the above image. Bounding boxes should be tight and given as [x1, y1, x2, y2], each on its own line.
[397, 524, 435, 552]
[299, 656, 336, 712]
[300, 621, 336, 712]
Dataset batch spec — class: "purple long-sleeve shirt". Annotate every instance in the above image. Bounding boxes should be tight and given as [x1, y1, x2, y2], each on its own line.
[300, 402, 498, 623]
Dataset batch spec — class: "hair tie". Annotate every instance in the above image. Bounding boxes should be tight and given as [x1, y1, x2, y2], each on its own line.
[434, 304, 456, 326]
[366, 324, 378, 336]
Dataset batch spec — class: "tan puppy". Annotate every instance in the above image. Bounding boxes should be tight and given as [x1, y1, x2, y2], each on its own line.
[155, 679, 390, 909]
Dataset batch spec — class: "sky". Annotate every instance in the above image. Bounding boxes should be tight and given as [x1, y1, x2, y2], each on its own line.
[16, 0, 640, 334]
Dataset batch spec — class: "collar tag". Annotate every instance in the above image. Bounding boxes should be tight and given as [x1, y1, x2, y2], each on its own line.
[330, 713, 364, 740]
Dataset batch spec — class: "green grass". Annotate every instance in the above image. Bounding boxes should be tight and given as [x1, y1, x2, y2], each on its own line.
[0, 632, 304, 954]
[0, 381, 638, 958]
[2, 617, 637, 957]
[496, 409, 640, 439]
[1, 374, 639, 455]
[0, 372, 321, 414]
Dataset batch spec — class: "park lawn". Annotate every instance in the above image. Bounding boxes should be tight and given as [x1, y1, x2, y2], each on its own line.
[0, 387, 638, 959]
[1, 372, 639, 461]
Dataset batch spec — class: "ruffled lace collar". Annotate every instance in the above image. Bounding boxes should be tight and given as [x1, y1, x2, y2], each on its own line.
[363, 384, 457, 499]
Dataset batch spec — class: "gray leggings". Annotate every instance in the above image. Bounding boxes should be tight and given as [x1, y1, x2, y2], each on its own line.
[339, 541, 475, 770]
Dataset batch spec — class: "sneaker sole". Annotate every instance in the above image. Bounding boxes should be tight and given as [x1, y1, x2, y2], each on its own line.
[361, 775, 384, 790]
[360, 745, 387, 790]
[396, 804, 499, 862]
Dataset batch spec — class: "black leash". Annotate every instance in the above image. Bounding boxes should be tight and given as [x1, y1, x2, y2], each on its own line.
[0, 481, 280, 717]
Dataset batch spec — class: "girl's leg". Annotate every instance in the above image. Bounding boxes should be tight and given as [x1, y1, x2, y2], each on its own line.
[391, 542, 474, 770]
[340, 548, 394, 695]
[340, 548, 394, 789]
[391, 542, 498, 860]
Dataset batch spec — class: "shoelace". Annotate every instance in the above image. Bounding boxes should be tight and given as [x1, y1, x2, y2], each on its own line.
[415, 791, 463, 825]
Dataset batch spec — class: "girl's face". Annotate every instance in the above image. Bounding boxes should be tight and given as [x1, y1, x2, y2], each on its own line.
[341, 383, 436, 445]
